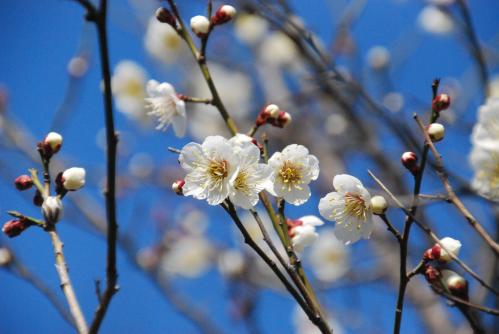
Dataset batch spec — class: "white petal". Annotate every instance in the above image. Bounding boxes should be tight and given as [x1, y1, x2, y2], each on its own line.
[333, 174, 364, 194]
[299, 215, 324, 227]
[179, 143, 205, 172]
[282, 184, 311, 206]
[172, 113, 187, 137]
[146, 80, 160, 97]
[155, 82, 175, 96]
[318, 192, 344, 221]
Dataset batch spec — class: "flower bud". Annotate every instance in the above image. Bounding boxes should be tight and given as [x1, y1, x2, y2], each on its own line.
[370, 195, 388, 215]
[155, 7, 177, 27]
[424, 265, 440, 283]
[33, 190, 44, 207]
[441, 269, 468, 298]
[432, 93, 450, 112]
[190, 15, 211, 37]
[276, 111, 292, 127]
[0, 247, 12, 266]
[265, 104, 280, 118]
[427, 123, 445, 142]
[61, 167, 86, 191]
[14, 175, 33, 191]
[211, 5, 237, 25]
[44, 132, 63, 154]
[42, 196, 63, 224]
[2, 219, 30, 238]
[437, 237, 461, 262]
[172, 179, 185, 195]
[401, 151, 419, 174]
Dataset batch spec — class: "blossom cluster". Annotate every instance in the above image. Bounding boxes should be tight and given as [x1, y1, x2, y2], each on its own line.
[470, 98, 499, 201]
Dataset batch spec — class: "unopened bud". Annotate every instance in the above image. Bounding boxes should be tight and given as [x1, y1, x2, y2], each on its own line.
[432, 93, 450, 112]
[61, 167, 86, 191]
[211, 5, 237, 25]
[190, 15, 211, 37]
[423, 244, 441, 261]
[424, 265, 440, 283]
[33, 190, 44, 207]
[2, 219, 31, 238]
[437, 237, 461, 262]
[370, 195, 388, 215]
[155, 7, 177, 27]
[42, 196, 63, 224]
[265, 104, 280, 118]
[251, 137, 264, 154]
[44, 132, 63, 154]
[401, 151, 419, 174]
[0, 247, 12, 266]
[441, 269, 468, 298]
[427, 123, 445, 142]
[14, 175, 33, 191]
[276, 111, 292, 127]
[172, 179, 185, 195]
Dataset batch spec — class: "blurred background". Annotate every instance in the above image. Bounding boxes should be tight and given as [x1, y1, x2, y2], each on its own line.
[1, 0, 498, 333]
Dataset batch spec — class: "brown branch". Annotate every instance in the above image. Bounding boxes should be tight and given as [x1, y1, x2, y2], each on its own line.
[413, 115, 499, 256]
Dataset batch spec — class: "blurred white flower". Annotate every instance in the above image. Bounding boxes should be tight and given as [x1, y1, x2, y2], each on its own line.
[267, 144, 320, 205]
[188, 64, 253, 140]
[234, 14, 269, 44]
[383, 92, 404, 113]
[61, 167, 86, 191]
[418, 6, 454, 35]
[228, 137, 272, 209]
[318, 174, 373, 245]
[489, 75, 499, 98]
[179, 136, 239, 205]
[259, 31, 299, 67]
[160, 235, 213, 278]
[111, 60, 147, 120]
[366, 46, 390, 70]
[289, 215, 324, 253]
[293, 305, 345, 334]
[128, 153, 154, 179]
[145, 79, 186, 137]
[308, 228, 349, 283]
[470, 98, 499, 200]
[217, 249, 245, 277]
[144, 17, 185, 64]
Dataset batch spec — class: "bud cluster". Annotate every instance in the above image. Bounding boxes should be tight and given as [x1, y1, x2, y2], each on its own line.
[255, 104, 292, 128]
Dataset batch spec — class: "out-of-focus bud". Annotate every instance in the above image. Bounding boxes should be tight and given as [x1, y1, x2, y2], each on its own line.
[217, 249, 245, 278]
[155, 7, 177, 28]
[67, 56, 88, 77]
[211, 5, 237, 25]
[265, 104, 280, 118]
[42, 196, 63, 224]
[33, 190, 44, 207]
[424, 265, 440, 283]
[2, 219, 30, 238]
[427, 123, 445, 142]
[0, 247, 12, 266]
[190, 15, 211, 37]
[172, 179, 185, 195]
[14, 175, 33, 191]
[370, 195, 388, 215]
[432, 93, 450, 112]
[401, 151, 419, 174]
[366, 46, 390, 70]
[441, 269, 468, 299]
[61, 167, 86, 191]
[276, 111, 292, 127]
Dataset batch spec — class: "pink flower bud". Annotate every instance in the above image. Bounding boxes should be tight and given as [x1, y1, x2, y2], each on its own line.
[14, 175, 33, 191]
[211, 5, 237, 25]
[401, 151, 419, 174]
[2, 219, 30, 238]
[172, 179, 185, 195]
[155, 7, 177, 28]
[432, 93, 450, 112]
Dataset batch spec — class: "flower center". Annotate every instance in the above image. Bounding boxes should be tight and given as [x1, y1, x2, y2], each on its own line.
[163, 34, 181, 49]
[234, 170, 250, 194]
[344, 193, 368, 221]
[278, 161, 303, 191]
[124, 79, 143, 97]
[208, 159, 229, 182]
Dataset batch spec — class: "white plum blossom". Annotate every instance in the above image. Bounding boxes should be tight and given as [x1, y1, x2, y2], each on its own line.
[289, 215, 324, 253]
[318, 174, 373, 245]
[366, 45, 390, 70]
[228, 136, 272, 209]
[308, 228, 349, 283]
[267, 144, 319, 205]
[179, 136, 239, 205]
[111, 60, 147, 120]
[159, 234, 213, 278]
[217, 249, 245, 277]
[61, 167, 86, 190]
[145, 79, 186, 137]
[144, 17, 185, 64]
[470, 98, 499, 200]
[418, 6, 454, 35]
[438, 237, 462, 262]
[234, 14, 269, 44]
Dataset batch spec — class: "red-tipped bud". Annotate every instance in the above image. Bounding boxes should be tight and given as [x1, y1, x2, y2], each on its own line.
[172, 179, 185, 195]
[2, 219, 31, 238]
[211, 5, 237, 25]
[424, 265, 440, 283]
[401, 151, 419, 174]
[432, 93, 450, 112]
[423, 244, 441, 261]
[441, 269, 468, 299]
[38, 132, 63, 159]
[286, 218, 303, 237]
[274, 111, 292, 128]
[155, 7, 177, 28]
[33, 190, 44, 207]
[14, 175, 33, 191]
